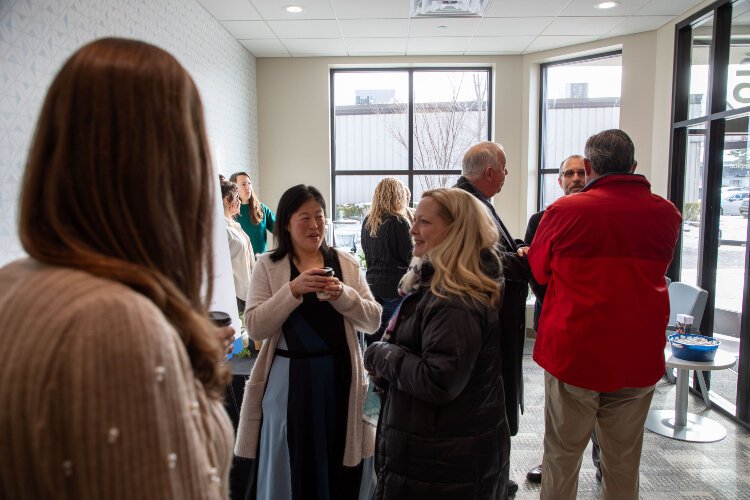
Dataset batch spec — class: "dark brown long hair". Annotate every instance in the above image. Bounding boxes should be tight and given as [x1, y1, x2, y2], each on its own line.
[19, 38, 229, 397]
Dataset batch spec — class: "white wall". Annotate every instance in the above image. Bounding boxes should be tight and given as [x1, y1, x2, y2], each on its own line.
[255, 2, 715, 240]
[256, 55, 524, 235]
[520, 32, 659, 215]
[255, 35, 672, 238]
[0, 0, 258, 264]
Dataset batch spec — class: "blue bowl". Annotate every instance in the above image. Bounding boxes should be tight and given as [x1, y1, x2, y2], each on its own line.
[669, 333, 720, 362]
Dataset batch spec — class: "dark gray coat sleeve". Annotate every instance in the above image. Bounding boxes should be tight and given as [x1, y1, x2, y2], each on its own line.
[364, 300, 483, 406]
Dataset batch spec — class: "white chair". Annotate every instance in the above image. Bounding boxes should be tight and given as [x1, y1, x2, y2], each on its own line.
[667, 281, 708, 328]
[665, 281, 709, 386]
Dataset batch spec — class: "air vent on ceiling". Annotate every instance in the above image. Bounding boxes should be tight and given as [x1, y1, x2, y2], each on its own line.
[411, 0, 490, 18]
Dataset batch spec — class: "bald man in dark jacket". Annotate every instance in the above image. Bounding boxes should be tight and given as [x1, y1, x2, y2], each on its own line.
[456, 141, 531, 497]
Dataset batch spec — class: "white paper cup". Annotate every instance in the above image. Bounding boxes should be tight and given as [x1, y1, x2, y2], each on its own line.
[676, 313, 694, 334]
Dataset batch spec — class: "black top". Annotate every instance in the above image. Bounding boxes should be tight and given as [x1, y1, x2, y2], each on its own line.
[360, 214, 413, 298]
[524, 209, 546, 302]
[286, 252, 347, 355]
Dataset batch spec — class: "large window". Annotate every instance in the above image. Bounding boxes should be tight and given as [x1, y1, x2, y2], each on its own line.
[670, 0, 750, 425]
[330, 68, 491, 252]
[538, 52, 622, 210]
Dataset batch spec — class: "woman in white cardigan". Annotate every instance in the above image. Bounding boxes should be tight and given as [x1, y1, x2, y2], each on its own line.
[220, 177, 255, 314]
[235, 184, 381, 500]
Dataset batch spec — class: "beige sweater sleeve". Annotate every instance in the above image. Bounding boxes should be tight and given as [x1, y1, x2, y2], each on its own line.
[244, 256, 302, 341]
[34, 293, 232, 500]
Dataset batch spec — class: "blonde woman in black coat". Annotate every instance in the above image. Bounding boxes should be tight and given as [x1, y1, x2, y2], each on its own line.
[360, 177, 413, 345]
[364, 188, 510, 500]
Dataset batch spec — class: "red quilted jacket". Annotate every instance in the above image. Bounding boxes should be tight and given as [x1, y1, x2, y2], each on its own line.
[528, 173, 681, 392]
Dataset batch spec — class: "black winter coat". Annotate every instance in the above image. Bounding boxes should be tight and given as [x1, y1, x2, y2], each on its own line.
[364, 263, 511, 499]
[361, 214, 413, 299]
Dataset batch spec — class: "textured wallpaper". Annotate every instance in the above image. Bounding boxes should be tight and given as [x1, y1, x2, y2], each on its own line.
[0, 0, 258, 263]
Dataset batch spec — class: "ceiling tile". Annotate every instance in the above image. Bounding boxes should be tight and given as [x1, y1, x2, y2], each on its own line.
[475, 17, 554, 37]
[284, 38, 348, 56]
[197, 0, 261, 20]
[466, 36, 535, 52]
[484, 0, 569, 18]
[524, 35, 601, 53]
[220, 20, 274, 38]
[603, 15, 673, 37]
[249, 0, 335, 20]
[543, 16, 626, 36]
[266, 20, 341, 38]
[330, 0, 410, 19]
[635, 0, 705, 16]
[560, 0, 650, 17]
[406, 37, 472, 53]
[198, 0, 706, 57]
[239, 38, 290, 57]
[464, 51, 520, 56]
[346, 37, 408, 54]
[409, 17, 482, 37]
[339, 19, 409, 38]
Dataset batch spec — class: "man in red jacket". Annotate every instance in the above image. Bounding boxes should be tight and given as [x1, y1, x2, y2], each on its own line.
[528, 129, 681, 499]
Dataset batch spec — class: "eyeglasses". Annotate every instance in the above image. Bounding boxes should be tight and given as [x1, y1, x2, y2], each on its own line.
[560, 169, 585, 179]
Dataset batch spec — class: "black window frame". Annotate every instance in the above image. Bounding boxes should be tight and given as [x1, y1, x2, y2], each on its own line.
[537, 50, 623, 211]
[669, 0, 750, 427]
[330, 67, 493, 210]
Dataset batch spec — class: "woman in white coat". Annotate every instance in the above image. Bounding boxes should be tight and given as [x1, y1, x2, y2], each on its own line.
[220, 177, 255, 314]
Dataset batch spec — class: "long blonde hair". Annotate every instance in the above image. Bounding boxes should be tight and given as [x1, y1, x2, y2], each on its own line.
[365, 177, 410, 237]
[421, 188, 502, 306]
[19, 38, 229, 398]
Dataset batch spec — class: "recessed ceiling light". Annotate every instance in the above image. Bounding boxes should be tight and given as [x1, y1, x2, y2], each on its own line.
[436, 25, 448, 30]
[594, 1, 620, 8]
[285, 5, 303, 14]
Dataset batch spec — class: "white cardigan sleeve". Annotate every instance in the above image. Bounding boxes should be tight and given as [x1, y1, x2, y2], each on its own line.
[243, 256, 302, 341]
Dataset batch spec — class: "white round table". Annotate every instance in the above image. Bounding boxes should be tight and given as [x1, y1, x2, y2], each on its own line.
[645, 349, 736, 442]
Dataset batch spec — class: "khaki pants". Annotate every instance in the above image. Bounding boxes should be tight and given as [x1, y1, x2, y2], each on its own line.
[541, 371, 654, 500]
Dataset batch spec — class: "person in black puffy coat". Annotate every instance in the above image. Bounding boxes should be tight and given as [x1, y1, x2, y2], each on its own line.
[364, 187, 510, 500]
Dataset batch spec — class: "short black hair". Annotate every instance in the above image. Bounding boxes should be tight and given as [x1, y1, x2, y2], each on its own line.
[270, 184, 331, 262]
[584, 129, 635, 175]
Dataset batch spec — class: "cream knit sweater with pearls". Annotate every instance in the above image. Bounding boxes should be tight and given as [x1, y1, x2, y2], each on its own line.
[0, 259, 233, 500]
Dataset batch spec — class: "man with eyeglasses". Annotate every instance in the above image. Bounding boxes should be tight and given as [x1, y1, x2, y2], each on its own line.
[523, 154, 603, 485]
[456, 141, 531, 498]
[525, 155, 585, 330]
[527, 130, 681, 499]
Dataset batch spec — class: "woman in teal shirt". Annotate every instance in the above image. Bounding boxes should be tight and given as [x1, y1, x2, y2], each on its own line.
[230, 171, 276, 254]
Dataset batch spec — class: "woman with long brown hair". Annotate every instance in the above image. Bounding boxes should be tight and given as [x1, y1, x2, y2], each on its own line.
[0, 38, 233, 499]
[230, 171, 276, 255]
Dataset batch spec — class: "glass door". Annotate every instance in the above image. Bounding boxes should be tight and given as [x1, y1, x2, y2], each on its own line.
[670, 0, 750, 425]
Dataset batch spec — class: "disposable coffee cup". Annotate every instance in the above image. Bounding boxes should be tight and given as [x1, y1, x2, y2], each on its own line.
[676, 314, 693, 335]
[209, 311, 232, 327]
[316, 267, 335, 300]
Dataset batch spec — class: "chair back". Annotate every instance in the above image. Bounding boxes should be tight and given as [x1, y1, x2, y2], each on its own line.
[668, 281, 708, 330]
